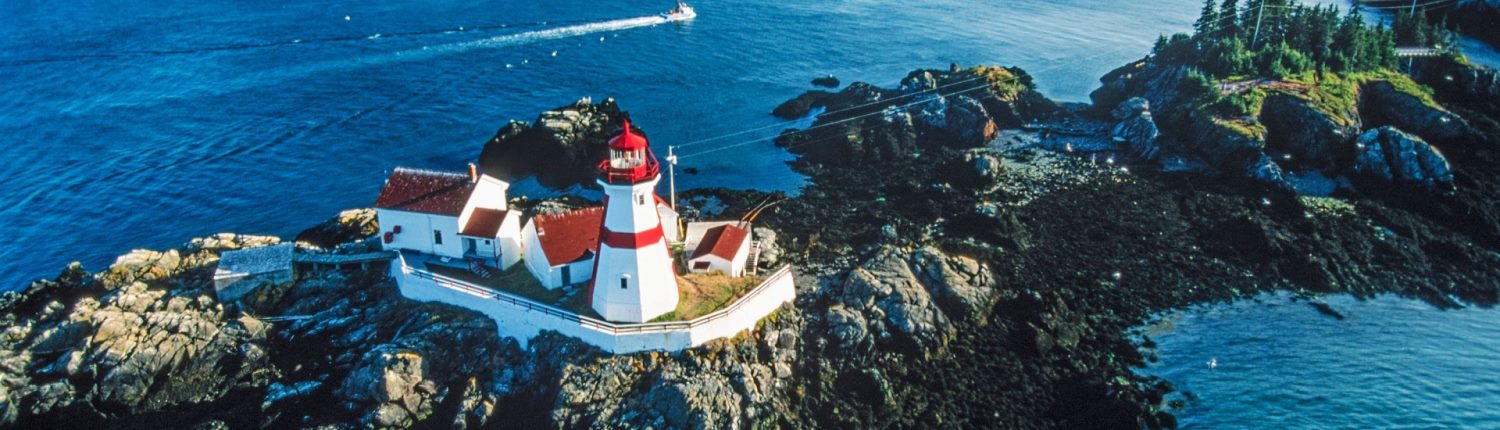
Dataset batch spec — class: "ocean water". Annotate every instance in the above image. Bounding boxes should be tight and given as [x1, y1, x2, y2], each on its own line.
[1140, 293, 1500, 428]
[1, 0, 1491, 290]
[1, 0, 1217, 289]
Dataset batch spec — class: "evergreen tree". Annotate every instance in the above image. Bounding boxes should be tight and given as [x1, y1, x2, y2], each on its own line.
[1219, 0, 1243, 40]
[1194, 0, 1220, 38]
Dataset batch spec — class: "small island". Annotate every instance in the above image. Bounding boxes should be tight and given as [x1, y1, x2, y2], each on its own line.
[1, 0, 1497, 428]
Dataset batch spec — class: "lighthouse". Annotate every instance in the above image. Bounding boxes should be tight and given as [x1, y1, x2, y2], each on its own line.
[591, 120, 680, 323]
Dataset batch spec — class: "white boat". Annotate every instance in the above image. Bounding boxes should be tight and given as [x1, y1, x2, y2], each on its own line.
[661, 1, 697, 22]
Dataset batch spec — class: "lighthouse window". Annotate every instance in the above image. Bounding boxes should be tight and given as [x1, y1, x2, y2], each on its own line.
[636, 194, 645, 206]
[620, 278, 628, 289]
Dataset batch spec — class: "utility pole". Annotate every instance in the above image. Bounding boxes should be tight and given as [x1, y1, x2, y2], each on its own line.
[1251, 0, 1266, 49]
[666, 145, 678, 211]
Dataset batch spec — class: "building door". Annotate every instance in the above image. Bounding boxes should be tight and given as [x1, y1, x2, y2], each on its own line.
[561, 266, 571, 286]
[464, 238, 476, 255]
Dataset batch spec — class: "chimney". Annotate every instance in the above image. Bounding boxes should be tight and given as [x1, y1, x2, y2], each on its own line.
[468, 163, 478, 183]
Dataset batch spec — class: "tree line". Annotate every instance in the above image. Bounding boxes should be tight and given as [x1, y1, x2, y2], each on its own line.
[1152, 0, 1457, 80]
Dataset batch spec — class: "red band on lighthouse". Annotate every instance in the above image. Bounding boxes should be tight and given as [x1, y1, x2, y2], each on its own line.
[601, 225, 665, 249]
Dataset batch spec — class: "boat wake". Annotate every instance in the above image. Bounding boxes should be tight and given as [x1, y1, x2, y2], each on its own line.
[412, 15, 668, 56]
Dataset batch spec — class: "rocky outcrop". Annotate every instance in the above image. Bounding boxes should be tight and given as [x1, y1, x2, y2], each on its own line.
[1110, 97, 1162, 163]
[0, 252, 270, 427]
[775, 66, 1054, 167]
[478, 97, 627, 188]
[1360, 80, 1476, 147]
[1352, 126, 1455, 192]
[1260, 93, 1360, 169]
[840, 247, 954, 354]
[752, 227, 782, 269]
[295, 208, 378, 250]
[812, 75, 841, 88]
[1408, 57, 1500, 119]
[338, 348, 439, 427]
[549, 309, 802, 429]
[910, 246, 998, 323]
[825, 246, 999, 356]
[771, 90, 833, 119]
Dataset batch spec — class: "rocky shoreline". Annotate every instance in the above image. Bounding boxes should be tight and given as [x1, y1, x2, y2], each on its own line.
[3, 53, 1499, 429]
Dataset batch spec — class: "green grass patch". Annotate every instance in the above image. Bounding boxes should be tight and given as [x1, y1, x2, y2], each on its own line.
[1214, 117, 1267, 140]
[428, 263, 599, 317]
[650, 272, 765, 322]
[967, 65, 1030, 97]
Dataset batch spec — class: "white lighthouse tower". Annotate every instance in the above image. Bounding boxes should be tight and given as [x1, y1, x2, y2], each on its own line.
[591, 120, 680, 323]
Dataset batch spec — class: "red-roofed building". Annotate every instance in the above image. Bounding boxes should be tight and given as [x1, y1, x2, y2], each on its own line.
[521, 207, 604, 288]
[374, 165, 522, 270]
[686, 223, 752, 277]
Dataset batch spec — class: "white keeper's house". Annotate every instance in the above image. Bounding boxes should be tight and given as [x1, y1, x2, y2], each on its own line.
[373, 165, 523, 273]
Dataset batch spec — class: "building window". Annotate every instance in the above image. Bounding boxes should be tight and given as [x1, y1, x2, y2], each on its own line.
[434, 230, 443, 245]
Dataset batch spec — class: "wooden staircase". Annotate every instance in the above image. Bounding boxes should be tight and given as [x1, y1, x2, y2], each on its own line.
[467, 259, 493, 279]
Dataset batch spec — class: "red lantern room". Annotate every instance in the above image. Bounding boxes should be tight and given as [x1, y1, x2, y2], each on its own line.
[599, 120, 661, 184]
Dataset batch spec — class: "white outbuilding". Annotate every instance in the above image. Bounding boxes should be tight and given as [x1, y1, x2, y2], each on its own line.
[686, 223, 751, 277]
[520, 207, 603, 289]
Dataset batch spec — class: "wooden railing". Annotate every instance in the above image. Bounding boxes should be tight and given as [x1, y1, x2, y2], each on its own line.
[395, 251, 793, 334]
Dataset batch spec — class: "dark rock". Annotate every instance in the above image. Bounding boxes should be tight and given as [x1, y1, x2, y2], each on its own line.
[1408, 57, 1500, 120]
[1352, 126, 1455, 192]
[812, 75, 841, 88]
[839, 246, 953, 355]
[478, 97, 628, 188]
[772, 90, 835, 119]
[910, 246, 998, 322]
[1309, 301, 1345, 320]
[1360, 80, 1476, 147]
[1260, 93, 1359, 170]
[1110, 97, 1162, 163]
[294, 208, 378, 249]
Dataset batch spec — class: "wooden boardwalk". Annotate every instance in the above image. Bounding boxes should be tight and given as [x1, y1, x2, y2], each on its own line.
[291, 250, 395, 265]
[1395, 47, 1442, 58]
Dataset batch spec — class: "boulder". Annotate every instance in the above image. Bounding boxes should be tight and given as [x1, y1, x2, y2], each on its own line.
[1352, 126, 1455, 192]
[1110, 97, 1162, 163]
[772, 90, 834, 119]
[1260, 93, 1359, 169]
[752, 227, 782, 268]
[1360, 80, 1476, 146]
[339, 348, 437, 428]
[839, 247, 953, 355]
[812, 75, 841, 88]
[294, 208, 378, 249]
[478, 97, 627, 188]
[911, 246, 999, 322]
[98, 249, 182, 290]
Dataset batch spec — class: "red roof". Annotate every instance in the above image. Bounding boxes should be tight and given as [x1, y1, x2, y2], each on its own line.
[533, 207, 604, 266]
[691, 224, 749, 260]
[460, 208, 509, 237]
[609, 120, 649, 150]
[373, 167, 474, 216]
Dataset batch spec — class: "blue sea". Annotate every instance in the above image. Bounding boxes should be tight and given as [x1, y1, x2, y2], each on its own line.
[1141, 293, 1500, 429]
[2, 0, 1497, 426]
